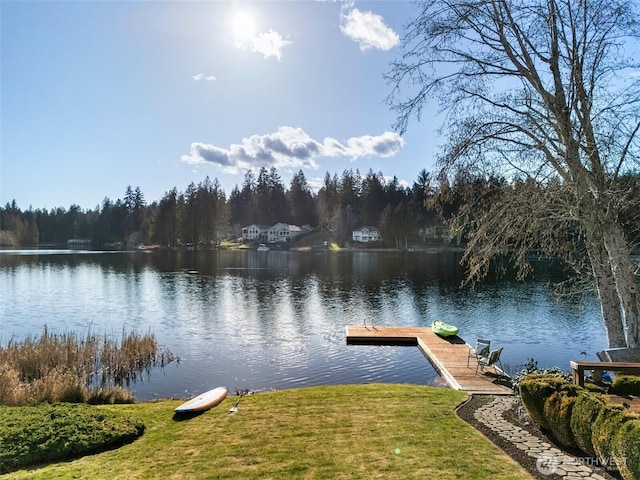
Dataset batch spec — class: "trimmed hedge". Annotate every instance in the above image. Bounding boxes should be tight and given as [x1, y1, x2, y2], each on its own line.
[583, 382, 607, 393]
[611, 375, 640, 396]
[0, 402, 145, 473]
[544, 389, 578, 448]
[519, 374, 573, 430]
[518, 371, 640, 479]
[592, 403, 635, 471]
[570, 390, 609, 457]
[612, 417, 640, 480]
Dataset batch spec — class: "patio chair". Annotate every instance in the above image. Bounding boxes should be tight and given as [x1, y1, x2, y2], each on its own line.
[467, 339, 491, 368]
[475, 347, 504, 375]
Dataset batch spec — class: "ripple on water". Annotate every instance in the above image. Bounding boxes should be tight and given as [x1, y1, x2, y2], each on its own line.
[1, 250, 605, 400]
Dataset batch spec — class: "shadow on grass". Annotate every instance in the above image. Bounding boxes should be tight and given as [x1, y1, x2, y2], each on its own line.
[172, 411, 207, 422]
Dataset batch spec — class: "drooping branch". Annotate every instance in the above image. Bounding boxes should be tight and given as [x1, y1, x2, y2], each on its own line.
[388, 0, 640, 347]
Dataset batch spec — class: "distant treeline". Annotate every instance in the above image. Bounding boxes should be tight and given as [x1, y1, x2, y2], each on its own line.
[0, 167, 439, 248]
[3, 166, 638, 249]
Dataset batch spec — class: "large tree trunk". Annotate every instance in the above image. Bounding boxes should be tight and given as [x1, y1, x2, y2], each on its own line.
[603, 221, 640, 347]
[585, 226, 627, 348]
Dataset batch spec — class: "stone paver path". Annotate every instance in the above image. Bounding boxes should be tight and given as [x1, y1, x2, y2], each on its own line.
[474, 396, 611, 479]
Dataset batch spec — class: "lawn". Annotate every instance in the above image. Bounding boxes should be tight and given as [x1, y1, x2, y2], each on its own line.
[3, 384, 530, 479]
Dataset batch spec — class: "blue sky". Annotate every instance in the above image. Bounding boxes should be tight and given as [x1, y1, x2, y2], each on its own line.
[1, 1, 440, 210]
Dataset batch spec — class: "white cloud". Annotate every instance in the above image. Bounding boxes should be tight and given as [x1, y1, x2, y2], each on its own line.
[235, 29, 291, 61]
[340, 131, 406, 159]
[192, 73, 217, 81]
[340, 8, 399, 52]
[307, 176, 327, 194]
[181, 127, 405, 174]
[383, 175, 410, 189]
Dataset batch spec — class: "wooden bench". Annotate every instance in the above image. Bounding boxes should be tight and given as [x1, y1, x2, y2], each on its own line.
[570, 360, 640, 387]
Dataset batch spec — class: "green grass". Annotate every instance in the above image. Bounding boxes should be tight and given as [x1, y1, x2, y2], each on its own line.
[2, 384, 530, 479]
[219, 240, 246, 248]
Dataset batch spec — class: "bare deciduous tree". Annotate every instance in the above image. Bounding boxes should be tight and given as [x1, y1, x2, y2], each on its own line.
[387, 0, 640, 347]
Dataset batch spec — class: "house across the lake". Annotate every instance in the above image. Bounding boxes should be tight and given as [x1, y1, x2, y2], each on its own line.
[352, 226, 381, 243]
[241, 224, 271, 242]
[418, 225, 451, 241]
[242, 223, 312, 243]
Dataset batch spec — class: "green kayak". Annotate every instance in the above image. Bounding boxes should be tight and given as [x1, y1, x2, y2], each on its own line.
[432, 320, 459, 337]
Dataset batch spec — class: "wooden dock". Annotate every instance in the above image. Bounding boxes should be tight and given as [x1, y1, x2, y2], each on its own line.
[345, 325, 513, 395]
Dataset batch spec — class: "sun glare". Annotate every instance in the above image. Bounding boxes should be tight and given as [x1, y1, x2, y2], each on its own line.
[233, 12, 257, 41]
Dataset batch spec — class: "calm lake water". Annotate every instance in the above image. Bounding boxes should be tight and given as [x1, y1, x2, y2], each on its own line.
[0, 249, 607, 400]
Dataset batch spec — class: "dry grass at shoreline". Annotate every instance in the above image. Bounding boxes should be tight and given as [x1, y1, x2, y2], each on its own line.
[0, 327, 175, 406]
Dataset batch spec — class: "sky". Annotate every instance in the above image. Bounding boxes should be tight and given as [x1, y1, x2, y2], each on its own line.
[1, 1, 442, 211]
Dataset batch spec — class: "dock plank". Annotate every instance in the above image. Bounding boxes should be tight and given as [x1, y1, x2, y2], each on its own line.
[606, 394, 640, 413]
[346, 326, 512, 395]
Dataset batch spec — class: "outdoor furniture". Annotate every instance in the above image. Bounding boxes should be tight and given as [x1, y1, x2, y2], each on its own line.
[476, 347, 504, 375]
[467, 339, 491, 368]
[597, 347, 640, 363]
[570, 360, 640, 387]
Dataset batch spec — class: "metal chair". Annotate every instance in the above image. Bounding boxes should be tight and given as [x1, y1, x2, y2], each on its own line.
[476, 347, 504, 375]
[467, 339, 491, 367]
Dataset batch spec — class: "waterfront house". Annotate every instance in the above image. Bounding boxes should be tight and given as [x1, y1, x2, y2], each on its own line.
[242, 223, 311, 244]
[267, 223, 304, 243]
[241, 224, 270, 242]
[419, 225, 451, 241]
[352, 226, 381, 243]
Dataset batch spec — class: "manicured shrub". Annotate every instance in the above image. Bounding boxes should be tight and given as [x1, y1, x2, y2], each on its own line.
[592, 403, 635, 470]
[612, 417, 640, 480]
[519, 374, 573, 430]
[511, 359, 571, 394]
[611, 375, 640, 396]
[544, 389, 578, 448]
[570, 390, 608, 457]
[584, 382, 607, 393]
[0, 402, 145, 474]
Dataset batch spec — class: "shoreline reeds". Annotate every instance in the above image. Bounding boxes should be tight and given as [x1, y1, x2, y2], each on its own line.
[0, 326, 176, 406]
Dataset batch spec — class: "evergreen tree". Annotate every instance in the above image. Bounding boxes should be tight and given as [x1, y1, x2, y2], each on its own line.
[333, 170, 361, 242]
[182, 182, 198, 245]
[360, 169, 387, 227]
[268, 167, 291, 224]
[254, 167, 271, 224]
[316, 172, 339, 232]
[385, 176, 407, 210]
[123, 186, 147, 243]
[151, 189, 179, 247]
[229, 170, 255, 228]
[211, 177, 229, 244]
[409, 169, 440, 241]
[288, 170, 318, 227]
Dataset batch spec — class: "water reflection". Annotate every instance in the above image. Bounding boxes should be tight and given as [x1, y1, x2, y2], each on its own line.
[0, 250, 606, 400]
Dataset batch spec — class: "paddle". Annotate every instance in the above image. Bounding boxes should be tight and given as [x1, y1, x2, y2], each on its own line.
[229, 388, 249, 413]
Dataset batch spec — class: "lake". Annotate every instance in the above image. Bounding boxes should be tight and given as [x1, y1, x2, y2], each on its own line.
[0, 249, 607, 400]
